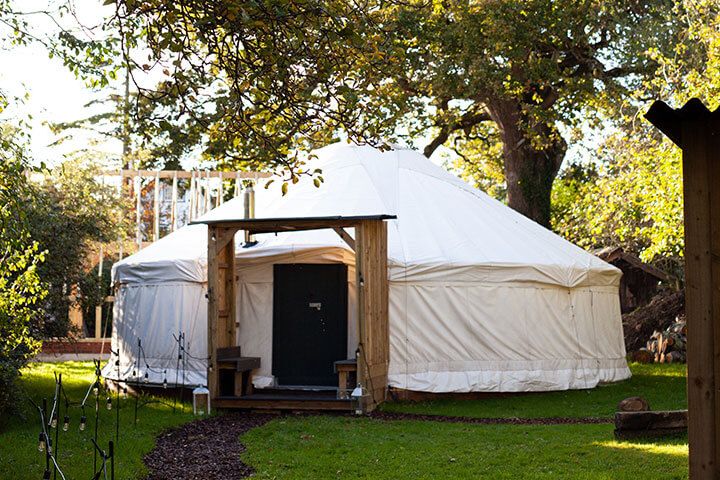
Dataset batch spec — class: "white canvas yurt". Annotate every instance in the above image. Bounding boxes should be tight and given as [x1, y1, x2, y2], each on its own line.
[104, 143, 630, 393]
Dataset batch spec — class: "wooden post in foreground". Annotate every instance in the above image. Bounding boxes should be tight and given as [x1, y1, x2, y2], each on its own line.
[646, 98, 720, 478]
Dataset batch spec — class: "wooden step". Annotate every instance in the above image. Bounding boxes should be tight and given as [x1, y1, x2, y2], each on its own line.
[214, 394, 353, 411]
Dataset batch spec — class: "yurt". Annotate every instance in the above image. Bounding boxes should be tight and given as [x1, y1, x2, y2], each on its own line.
[104, 143, 630, 394]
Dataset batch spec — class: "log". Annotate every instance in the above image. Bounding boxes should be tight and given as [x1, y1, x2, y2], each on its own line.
[618, 396, 650, 412]
[614, 410, 688, 439]
[630, 348, 654, 364]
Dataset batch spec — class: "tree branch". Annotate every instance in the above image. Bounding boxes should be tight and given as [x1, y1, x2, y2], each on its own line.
[423, 110, 492, 157]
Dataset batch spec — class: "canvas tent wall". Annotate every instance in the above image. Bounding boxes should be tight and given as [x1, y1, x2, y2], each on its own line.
[105, 143, 630, 392]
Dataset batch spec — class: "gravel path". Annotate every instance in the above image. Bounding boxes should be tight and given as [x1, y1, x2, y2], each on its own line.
[144, 412, 274, 480]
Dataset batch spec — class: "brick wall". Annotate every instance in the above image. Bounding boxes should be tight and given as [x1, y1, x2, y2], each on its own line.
[41, 339, 110, 355]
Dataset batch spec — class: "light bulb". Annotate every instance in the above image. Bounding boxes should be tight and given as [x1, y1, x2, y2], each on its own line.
[143, 373, 149, 383]
[62, 415, 69, 432]
[106, 397, 113, 410]
[163, 378, 168, 389]
[38, 433, 46, 452]
[122, 387, 128, 398]
[50, 414, 57, 429]
[92, 382, 99, 396]
[132, 369, 136, 377]
[79, 415, 87, 431]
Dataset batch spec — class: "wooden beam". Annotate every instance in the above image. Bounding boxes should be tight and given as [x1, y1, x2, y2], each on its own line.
[333, 227, 356, 251]
[192, 215, 396, 234]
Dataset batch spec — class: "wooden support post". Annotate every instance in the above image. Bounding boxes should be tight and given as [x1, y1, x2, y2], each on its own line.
[134, 174, 142, 250]
[117, 169, 124, 261]
[207, 226, 237, 400]
[153, 171, 160, 242]
[205, 170, 211, 214]
[235, 172, 241, 197]
[355, 220, 389, 412]
[189, 171, 196, 222]
[646, 99, 720, 479]
[171, 172, 178, 232]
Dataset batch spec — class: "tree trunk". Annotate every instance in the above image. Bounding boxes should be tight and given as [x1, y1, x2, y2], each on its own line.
[488, 99, 566, 227]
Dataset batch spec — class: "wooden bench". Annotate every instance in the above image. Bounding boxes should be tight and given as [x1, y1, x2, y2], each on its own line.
[217, 347, 261, 397]
[334, 359, 357, 399]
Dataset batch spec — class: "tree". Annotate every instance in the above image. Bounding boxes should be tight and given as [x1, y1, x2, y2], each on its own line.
[551, 135, 684, 280]
[0, 130, 46, 416]
[551, 1, 720, 283]
[105, 0, 678, 225]
[24, 158, 130, 337]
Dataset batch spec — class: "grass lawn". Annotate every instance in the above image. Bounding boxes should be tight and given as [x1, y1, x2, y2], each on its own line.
[242, 363, 688, 479]
[1, 362, 688, 479]
[242, 416, 688, 480]
[381, 363, 687, 418]
[0, 361, 195, 480]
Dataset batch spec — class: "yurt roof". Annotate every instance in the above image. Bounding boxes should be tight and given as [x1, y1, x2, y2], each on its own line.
[113, 143, 620, 288]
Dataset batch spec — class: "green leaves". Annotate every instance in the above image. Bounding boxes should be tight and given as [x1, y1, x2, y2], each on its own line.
[551, 135, 684, 282]
[0, 147, 46, 414]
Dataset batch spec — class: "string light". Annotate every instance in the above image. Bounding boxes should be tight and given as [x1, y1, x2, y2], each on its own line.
[106, 397, 112, 411]
[122, 387, 128, 399]
[62, 415, 70, 432]
[163, 378, 168, 389]
[92, 382, 99, 396]
[143, 372, 149, 383]
[38, 432, 45, 452]
[79, 415, 87, 432]
[50, 413, 57, 429]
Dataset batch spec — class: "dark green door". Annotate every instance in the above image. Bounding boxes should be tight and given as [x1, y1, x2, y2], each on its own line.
[272, 264, 348, 386]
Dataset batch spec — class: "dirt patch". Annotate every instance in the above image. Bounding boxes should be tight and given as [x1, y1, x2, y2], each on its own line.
[623, 289, 685, 353]
[144, 412, 273, 480]
[370, 411, 612, 425]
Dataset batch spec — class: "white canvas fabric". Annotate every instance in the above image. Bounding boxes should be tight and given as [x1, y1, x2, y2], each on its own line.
[104, 143, 630, 392]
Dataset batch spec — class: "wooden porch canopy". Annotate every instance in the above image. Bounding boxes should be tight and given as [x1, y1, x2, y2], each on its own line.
[190, 214, 396, 412]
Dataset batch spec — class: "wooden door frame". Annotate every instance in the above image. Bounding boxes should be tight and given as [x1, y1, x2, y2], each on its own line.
[199, 215, 394, 412]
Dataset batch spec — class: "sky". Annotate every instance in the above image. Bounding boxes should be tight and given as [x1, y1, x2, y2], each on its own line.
[0, 1, 122, 167]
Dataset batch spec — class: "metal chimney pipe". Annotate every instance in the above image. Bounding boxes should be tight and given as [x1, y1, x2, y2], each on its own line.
[243, 184, 256, 246]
